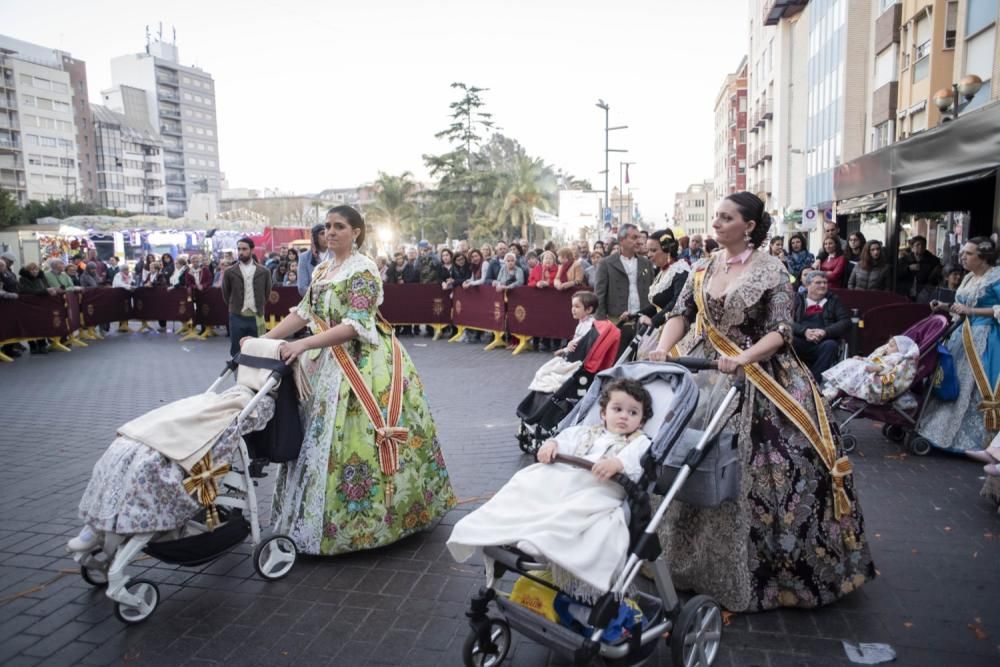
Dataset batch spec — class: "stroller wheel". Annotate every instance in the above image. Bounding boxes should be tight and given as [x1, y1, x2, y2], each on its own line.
[113, 580, 159, 625]
[254, 534, 297, 581]
[671, 595, 722, 667]
[881, 424, 906, 442]
[908, 436, 933, 457]
[841, 434, 858, 454]
[462, 618, 511, 667]
[80, 550, 109, 587]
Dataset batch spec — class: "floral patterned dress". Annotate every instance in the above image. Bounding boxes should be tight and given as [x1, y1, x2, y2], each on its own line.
[659, 251, 875, 612]
[271, 253, 456, 555]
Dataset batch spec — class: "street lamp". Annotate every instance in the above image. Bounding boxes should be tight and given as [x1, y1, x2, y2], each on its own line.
[933, 74, 984, 123]
[619, 161, 635, 225]
[595, 99, 628, 228]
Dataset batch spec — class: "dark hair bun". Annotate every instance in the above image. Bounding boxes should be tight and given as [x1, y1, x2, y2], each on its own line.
[725, 191, 770, 248]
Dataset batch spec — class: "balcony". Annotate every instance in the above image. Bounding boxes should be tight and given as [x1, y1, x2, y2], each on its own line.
[160, 124, 182, 136]
[761, 100, 773, 120]
[165, 174, 185, 184]
[159, 107, 181, 119]
[0, 136, 20, 149]
[760, 142, 772, 160]
[758, 178, 772, 194]
[0, 97, 16, 110]
[0, 176, 26, 189]
[0, 76, 14, 90]
[166, 189, 186, 201]
[155, 72, 179, 86]
[158, 91, 179, 103]
[763, 0, 808, 26]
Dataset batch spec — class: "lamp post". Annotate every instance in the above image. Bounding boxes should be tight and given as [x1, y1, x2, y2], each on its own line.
[595, 99, 628, 227]
[619, 161, 635, 225]
[932, 74, 984, 123]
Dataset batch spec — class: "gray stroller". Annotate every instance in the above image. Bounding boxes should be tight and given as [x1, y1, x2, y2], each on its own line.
[462, 358, 743, 666]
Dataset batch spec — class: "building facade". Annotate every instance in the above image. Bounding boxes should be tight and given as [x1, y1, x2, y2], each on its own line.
[713, 57, 749, 214]
[804, 0, 872, 209]
[0, 35, 93, 206]
[673, 181, 714, 237]
[749, 0, 811, 217]
[91, 104, 165, 215]
[109, 38, 221, 218]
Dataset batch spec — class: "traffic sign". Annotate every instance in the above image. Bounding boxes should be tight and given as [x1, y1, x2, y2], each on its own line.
[604, 207, 613, 223]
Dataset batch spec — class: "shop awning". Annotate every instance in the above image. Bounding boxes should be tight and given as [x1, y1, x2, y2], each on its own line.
[898, 168, 996, 195]
[835, 101, 1000, 201]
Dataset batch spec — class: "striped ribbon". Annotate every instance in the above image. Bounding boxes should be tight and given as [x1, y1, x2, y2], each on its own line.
[962, 318, 1000, 432]
[311, 314, 408, 477]
[692, 265, 853, 521]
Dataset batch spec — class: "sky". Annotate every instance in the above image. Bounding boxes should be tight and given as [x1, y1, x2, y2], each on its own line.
[1, 0, 750, 225]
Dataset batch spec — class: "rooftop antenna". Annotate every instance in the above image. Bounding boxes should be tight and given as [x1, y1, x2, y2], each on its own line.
[172, 26, 177, 45]
[145, 25, 150, 53]
[158, 22, 163, 41]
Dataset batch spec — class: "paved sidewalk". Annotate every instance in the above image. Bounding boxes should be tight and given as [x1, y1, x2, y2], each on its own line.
[0, 331, 998, 666]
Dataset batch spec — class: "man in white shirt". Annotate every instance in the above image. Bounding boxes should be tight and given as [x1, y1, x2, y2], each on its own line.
[594, 224, 654, 355]
[222, 237, 273, 356]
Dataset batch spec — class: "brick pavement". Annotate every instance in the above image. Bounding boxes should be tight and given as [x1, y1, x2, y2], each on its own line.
[0, 330, 998, 666]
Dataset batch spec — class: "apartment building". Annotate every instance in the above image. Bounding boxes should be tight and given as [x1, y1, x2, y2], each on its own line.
[804, 0, 872, 210]
[109, 38, 221, 217]
[749, 0, 811, 217]
[673, 181, 715, 237]
[91, 104, 166, 215]
[713, 57, 749, 214]
[0, 35, 94, 206]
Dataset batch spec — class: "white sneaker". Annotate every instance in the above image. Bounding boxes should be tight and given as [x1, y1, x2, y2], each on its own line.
[67, 526, 100, 552]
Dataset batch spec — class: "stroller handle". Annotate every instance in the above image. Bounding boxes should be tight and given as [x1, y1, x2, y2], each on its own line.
[670, 356, 719, 371]
[552, 454, 647, 505]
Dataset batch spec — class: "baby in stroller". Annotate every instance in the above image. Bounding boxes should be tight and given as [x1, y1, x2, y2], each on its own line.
[450, 378, 653, 596]
[821, 334, 919, 404]
[65, 339, 301, 624]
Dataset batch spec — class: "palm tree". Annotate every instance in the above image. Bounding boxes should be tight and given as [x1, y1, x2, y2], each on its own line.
[367, 172, 419, 242]
[492, 155, 557, 243]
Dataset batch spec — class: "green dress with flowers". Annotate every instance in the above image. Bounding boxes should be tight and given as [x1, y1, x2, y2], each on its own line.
[271, 253, 456, 555]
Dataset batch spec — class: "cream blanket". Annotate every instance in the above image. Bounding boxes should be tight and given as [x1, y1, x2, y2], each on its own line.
[447, 462, 630, 598]
[117, 385, 255, 472]
[527, 357, 582, 393]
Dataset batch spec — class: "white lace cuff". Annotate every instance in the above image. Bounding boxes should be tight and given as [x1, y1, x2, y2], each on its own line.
[992, 305, 1000, 323]
[342, 316, 379, 345]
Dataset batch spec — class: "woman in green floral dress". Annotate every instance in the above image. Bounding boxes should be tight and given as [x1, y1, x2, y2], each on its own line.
[250, 206, 456, 555]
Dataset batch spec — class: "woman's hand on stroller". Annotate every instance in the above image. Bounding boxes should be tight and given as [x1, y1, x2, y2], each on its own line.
[638, 314, 653, 328]
[648, 347, 668, 362]
[279, 339, 307, 363]
[717, 352, 748, 374]
[592, 457, 624, 481]
[537, 440, 559, 463]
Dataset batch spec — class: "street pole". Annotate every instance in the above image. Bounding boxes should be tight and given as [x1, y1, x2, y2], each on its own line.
[595, 99, 628, 231]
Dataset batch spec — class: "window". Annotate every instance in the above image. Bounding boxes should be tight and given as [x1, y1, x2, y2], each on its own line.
[51, 81, 68, 93]
[42, 156, 59, 167]
[58, 138, 72, 149]
[19, 73, 32, 86]
[33, 76, 51, 90]
[738, 129, 746, 144]
[53, 100, 70, 113]
[27, 154, 42, 166]
[967, 0, 999, 36]
[945, 1, 959, 48]
[36, 98, 52, 111]
[910, 109, 927, 133]
[879, 0, 896, 12]
[22, 94, 35, 106]
[965, 29, 996, 110]
[183, 92, 193, 100]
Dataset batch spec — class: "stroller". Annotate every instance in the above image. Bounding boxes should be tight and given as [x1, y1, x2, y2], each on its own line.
[516, 320, 621, 454]
[69, 352, 301, 625]
[464, 358, 743, 667]
[832, 313, 960, 456]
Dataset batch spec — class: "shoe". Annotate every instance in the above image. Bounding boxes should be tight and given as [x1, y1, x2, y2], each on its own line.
[966, 450, 994, 463]
[67, 526, 99, 552]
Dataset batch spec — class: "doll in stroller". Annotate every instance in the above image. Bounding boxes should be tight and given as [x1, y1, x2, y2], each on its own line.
[65, 340, 303, 624]
[452, 359, 743, 666]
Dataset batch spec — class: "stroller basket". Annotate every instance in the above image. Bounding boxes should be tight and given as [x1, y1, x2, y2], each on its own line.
[655, 428, 740, 508]
[143, 508, 251, 566]
[495, 591, 663, 662]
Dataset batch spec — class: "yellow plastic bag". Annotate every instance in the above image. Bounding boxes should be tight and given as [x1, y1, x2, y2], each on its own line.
[510, 571, 560, 623]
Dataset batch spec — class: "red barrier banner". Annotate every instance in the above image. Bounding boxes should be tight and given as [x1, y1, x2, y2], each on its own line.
[193, 288, 229, 326]
[79, 288, 131, 326]
[451, 286, 505, 332]
[265, 286, 302, 321]
[858, 303, 932, 354]
[0, 294, 71, 339]
[65, 291, 81, 332]
[381, 284, 452, 325]
[830, 288, 908, 317]
[505, 287, 577, 340]
[131, 287, 192, 322]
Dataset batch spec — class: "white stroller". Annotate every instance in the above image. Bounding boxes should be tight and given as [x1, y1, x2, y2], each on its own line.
[461, 359, 744, 667]
[68, 353, 300, 625]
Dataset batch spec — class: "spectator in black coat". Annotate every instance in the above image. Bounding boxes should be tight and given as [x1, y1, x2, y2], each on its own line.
[897, 235, 942, 301]
[792, 270, 851, 382]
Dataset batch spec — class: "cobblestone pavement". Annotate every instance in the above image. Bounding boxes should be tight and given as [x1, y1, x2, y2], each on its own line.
[0, 330, 998, 666]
